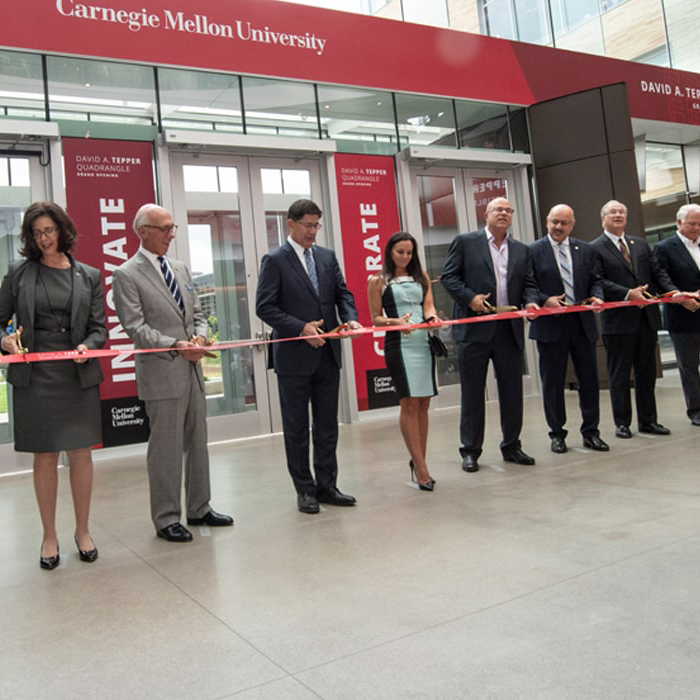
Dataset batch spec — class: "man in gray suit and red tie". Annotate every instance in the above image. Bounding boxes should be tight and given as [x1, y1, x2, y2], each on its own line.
[653, 204, 700, 426]
[529, 204, 609, 454]
[113, 204, 232, 542]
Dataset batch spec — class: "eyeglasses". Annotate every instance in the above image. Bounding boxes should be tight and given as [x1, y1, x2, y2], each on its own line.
[31, 226, 58, 240]
[489, 207, 514, 215]
[296, 222, 322, 231]
[142, 224, 178, 234]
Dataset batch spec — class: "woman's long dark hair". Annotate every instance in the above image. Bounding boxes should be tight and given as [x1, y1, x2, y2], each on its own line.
[382, 231, 428, 296]
[19, 201, 77, 261]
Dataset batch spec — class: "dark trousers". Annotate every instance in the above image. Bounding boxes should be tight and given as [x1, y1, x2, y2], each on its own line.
[457, 321, 523, 458]
[277, 344, 340, 494]
[670, 331, 700, 418]
[603, 320, 658, 428]
[537, 317, 600, 439]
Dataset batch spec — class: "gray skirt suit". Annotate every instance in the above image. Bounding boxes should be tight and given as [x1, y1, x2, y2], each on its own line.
[0, 257, 106, 452]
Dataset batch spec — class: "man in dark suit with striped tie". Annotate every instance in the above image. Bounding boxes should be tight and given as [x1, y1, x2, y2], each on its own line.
[591, 200, 677, 439]
[529, 204, 608, 454]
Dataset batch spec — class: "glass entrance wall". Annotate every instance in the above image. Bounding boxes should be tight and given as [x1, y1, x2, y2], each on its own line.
[0, 49, 529, 158]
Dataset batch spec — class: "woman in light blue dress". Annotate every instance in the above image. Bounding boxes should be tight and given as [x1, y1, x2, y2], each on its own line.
[368, 232, 439, 490]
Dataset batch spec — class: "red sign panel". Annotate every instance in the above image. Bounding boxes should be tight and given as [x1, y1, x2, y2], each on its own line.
[335, 154, 401, 411]
[1, 0, 699, 125]
[63, 138, 155, 445]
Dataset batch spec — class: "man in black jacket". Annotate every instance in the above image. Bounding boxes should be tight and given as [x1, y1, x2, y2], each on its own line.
[591, 200, 677, 439]
[653, 204, 700, 426]
[442, 197, 539, 472]
[529, 204, 608, 454]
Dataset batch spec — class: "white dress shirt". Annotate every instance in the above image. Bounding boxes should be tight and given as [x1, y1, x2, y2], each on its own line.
[486, 228, 509, 307]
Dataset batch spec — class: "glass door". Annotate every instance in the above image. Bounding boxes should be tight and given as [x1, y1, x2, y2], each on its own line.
[406, 164, 539, 407]
[0, 154, 47, 444]
[168, 153, 323, 439]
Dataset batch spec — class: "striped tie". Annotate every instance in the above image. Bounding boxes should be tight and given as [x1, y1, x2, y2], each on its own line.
[158, 256, 184, 313]
[558, 243, 575, 304]
[304, 248, 319, 294]
[619, 238, 632, 266]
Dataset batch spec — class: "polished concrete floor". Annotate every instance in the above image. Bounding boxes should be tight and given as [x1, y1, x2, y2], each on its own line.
[2, 374, 700, 699]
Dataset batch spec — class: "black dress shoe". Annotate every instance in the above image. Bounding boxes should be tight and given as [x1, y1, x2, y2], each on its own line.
[551, 437, 567, 454]
[582, 434, 609, 451]
[75, 536, 98, 563]
[502, 448, 535, 465]
[297, 493, 320, 514]
[187, 509, 234, 527]
[691, 415, 700, 426]
[639, 422, 671, 435]
[462, 454, 479, 472]
[615, 425, 632, 439]
[156, 523, 193, 542]
[40, 543, 60, 570]
[315, 487, 357, 506]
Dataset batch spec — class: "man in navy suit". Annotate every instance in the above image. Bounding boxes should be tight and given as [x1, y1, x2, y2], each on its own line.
[529, 204, 609, 454]
[653, 204, 700, 426]
[442, 197, 540, 473]
[256, 199, 362, 514]
[591, 199, 677, 439]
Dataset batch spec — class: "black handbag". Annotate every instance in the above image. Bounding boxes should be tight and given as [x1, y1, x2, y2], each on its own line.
[427, 331, 448, 357]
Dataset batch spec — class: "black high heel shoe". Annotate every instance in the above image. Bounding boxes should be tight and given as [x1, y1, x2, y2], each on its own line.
[75, 535, 98, 563]
[40, 543, 60, 570]
[409, 459, 434, 492]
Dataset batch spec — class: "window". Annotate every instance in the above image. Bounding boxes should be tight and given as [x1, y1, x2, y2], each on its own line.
[0, 50, 45, 120]
[316, 85, 397, 154]
[481, 0, 517, 39]
[46, 56, 157, 139]
[159, 68, 243, 133]
[455, 102, 511, 150]
[182, 165, 238, 193]
[241, 76, 318, 138]
[514, 0, 551, 44]
[395, 94, 456, 148]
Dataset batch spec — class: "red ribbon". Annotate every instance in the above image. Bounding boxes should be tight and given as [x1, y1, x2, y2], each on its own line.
[0, 295, 694, 365]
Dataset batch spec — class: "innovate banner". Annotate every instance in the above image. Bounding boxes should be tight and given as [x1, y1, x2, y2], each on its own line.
[63, 137, 155, 447]
[335, 154, 401, 411]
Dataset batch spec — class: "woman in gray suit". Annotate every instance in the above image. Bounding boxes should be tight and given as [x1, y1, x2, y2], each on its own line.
[0, 202, 106, 570]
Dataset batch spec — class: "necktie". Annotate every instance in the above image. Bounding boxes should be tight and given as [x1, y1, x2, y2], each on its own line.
[304, 248, 319, 294]
[558, 243, 575, 304]
[158, 256, 184, 313]
[619, 238, 632, 266]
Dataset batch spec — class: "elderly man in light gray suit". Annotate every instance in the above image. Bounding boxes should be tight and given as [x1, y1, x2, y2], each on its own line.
[113, 204, 232, 542]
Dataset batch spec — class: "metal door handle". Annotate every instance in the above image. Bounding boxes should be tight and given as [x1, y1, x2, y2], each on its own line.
[254, 331, 269, 352]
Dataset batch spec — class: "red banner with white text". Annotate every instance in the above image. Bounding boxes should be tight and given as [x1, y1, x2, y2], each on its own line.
[335, 154, 401, 411]
[63, 138, 155, 446]
[1, 0, 700, 125]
